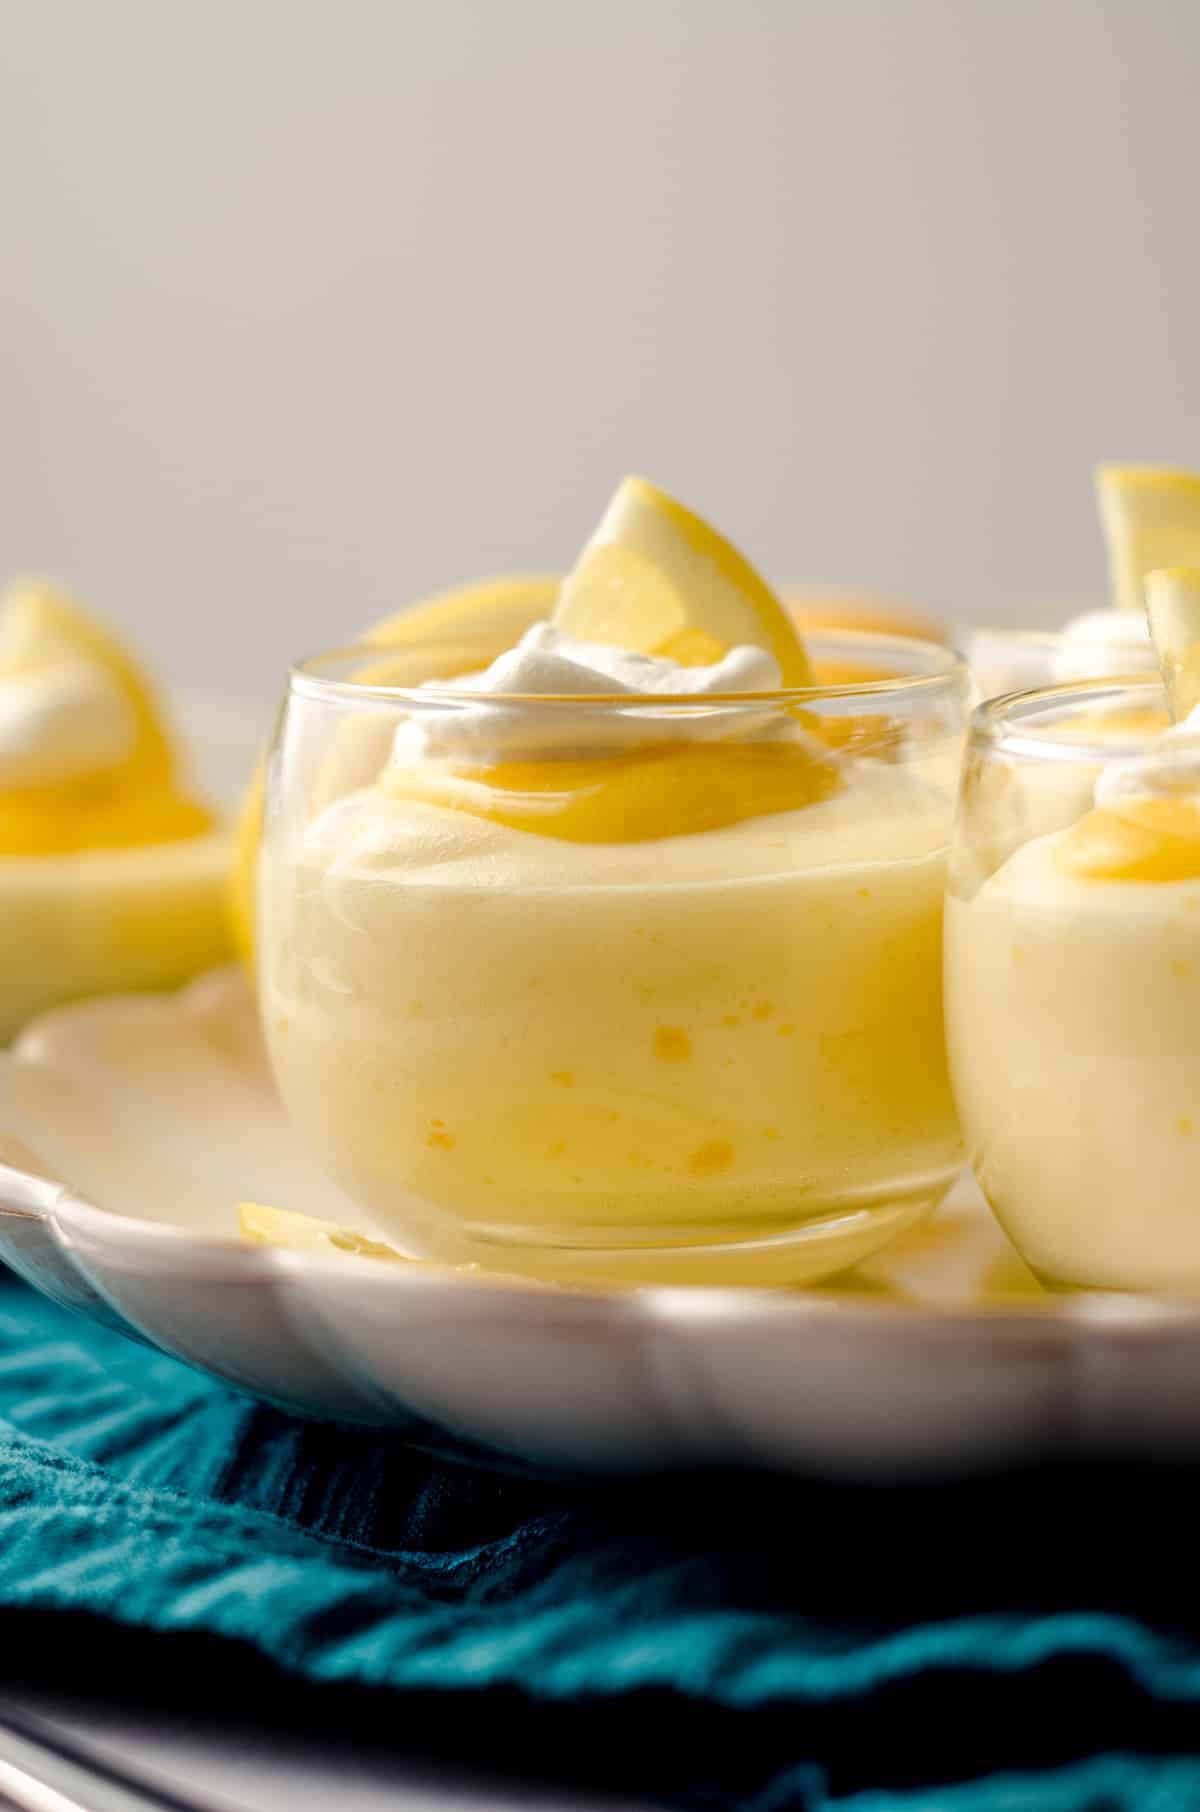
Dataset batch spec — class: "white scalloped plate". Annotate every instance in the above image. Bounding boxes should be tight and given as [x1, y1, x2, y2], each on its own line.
[2, 966, 1200, 1479]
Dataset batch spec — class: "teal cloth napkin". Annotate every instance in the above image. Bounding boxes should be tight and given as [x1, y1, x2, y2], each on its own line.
[2, 1268, 1200, 1812]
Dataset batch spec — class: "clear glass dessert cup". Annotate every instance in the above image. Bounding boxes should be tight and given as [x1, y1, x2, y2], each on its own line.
[259, 630, 967, 1287]
[946, 675, 1200, 1294]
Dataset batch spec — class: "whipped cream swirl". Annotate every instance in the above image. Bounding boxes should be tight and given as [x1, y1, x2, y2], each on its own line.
[1050, 607, 1157, 682]
[389, 623, 793, 765]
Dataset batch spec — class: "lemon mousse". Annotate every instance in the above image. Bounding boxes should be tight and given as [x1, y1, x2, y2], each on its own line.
[947, 588, 1200, 1292]
[260, 480, 965, 1285]
[0, 580, 230, 1039]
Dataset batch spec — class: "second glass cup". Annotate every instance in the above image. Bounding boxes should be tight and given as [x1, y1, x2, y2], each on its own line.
[259, 631, 966, 1286]
[946, 675, 1200, 1293]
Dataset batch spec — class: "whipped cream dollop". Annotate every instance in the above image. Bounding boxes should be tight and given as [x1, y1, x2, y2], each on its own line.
[0, 665, 136, 789]
[389, 623, 790, 765]
[1050, 608, 1157, 682]
[1094, 703, 1200, 808]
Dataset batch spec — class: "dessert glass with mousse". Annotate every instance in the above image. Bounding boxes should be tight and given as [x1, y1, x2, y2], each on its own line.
[946, 572, 1200, 1292]
[259, 479, 966, 1286]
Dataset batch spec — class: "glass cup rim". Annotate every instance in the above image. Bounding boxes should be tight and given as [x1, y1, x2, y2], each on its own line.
[971, 672, 1173, 763]
[286, 627, 967, 712]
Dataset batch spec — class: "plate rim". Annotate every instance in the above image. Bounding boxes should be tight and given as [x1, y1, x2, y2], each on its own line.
[4, 1155, 1199, 1346]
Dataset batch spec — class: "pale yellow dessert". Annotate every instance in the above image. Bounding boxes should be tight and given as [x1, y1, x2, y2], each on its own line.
[0, 580, 230, 1040]
[259, 480, 962, 1283]
[947, 834, 1200, 1291]
[948, 568, 1200, 1291]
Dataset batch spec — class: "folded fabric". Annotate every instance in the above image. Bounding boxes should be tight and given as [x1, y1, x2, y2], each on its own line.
[1, 1269, 1200, 1811]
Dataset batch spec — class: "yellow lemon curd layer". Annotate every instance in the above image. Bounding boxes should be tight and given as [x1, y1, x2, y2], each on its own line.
[378, 739, 839, 845]
[947, 828, 1200, 1292]
[261, 763, 961, 1269]
[1058, 796, 1200, 883]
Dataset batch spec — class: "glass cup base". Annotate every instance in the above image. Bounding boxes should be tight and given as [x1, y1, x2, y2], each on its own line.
[399, 1178, 956, 1289]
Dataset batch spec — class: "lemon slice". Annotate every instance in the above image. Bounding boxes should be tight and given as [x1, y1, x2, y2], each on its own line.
[1145, 567, 1200, 722]
[553, 477, 813, 685]
[1096, 465, 1200, 615]
[239, 1201, 411, 1261]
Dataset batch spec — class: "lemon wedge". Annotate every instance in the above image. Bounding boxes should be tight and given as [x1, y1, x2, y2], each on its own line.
[553, 477, 813, 684]
[239, 1201, 412, 1261]
[1096, 465, 1200, 615]
[1145, 567, 1200, 722]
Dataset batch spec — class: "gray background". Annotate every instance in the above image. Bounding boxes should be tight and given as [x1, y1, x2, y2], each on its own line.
[3, 0, 1198, 705]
